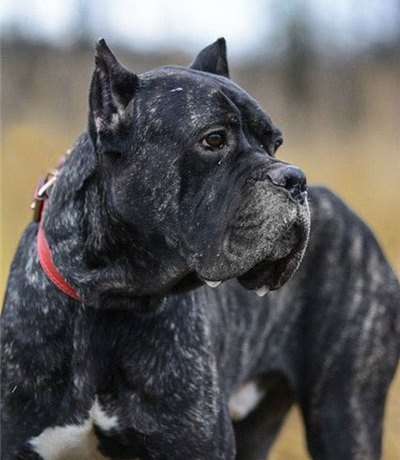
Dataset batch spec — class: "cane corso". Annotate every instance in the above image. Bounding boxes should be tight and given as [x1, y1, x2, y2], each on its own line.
[1, 38, 399, 460]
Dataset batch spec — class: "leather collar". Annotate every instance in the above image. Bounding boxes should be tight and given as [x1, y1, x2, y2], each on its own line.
[32, 152, 83, 302]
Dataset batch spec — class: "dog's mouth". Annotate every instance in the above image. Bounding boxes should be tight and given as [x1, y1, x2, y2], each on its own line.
[197, 221, 309, 296]
[170, 238, 305, 296]
[235, 241, 303, 294]
[170, 204, 310, 297]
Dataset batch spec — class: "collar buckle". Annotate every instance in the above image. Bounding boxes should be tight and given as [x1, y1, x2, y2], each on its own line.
[31, 171, 58, 222]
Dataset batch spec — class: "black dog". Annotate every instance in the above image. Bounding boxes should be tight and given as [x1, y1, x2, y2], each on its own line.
[1, 38, 399, 460]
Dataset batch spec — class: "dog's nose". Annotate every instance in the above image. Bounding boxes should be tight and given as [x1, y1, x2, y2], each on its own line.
[267, 164, 307, 204]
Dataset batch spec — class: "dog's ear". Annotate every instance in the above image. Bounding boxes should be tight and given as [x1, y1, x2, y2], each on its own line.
[190, 38, 229, 78]
[89, 39, 138, 148]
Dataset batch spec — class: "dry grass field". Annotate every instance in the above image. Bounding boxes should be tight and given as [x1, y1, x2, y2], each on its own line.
[1, 44, 399, 458]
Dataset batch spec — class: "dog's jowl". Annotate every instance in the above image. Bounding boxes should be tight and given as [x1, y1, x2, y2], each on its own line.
[1, 39, 399, 460]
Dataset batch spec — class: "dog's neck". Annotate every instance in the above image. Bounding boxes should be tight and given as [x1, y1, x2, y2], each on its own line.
[41, 133, 190, 309]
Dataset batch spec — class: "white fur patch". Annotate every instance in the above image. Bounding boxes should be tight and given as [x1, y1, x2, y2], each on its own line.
[228, 381, 266, 421]
[29, 398, 119, 459]
[91, 398, 119, 431]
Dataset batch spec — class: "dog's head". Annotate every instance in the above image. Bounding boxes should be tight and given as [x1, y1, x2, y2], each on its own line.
[88, 38, 310, 297]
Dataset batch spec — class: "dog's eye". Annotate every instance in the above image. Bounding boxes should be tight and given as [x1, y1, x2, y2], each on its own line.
[202, 131, 226, 150]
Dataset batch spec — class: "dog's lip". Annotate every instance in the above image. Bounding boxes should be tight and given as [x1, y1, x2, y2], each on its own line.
[236, 215, 309, 293]
[196, 246, 299, 292]
[192, 219, 309, 292]
[236, 244, 300, 292]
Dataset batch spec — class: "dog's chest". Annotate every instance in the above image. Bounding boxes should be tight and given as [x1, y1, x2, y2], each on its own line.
[228, 380, 266, 421]
[28, 398, 119, 460]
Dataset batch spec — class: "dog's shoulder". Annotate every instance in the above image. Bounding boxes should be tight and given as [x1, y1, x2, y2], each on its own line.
[303, 185, 400, 339]
[308, 185, 364, 230]
[307, 185, 388, 258]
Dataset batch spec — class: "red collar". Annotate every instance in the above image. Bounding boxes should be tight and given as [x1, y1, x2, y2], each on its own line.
[32, 157, 83, 302]
[37, 223, 83, 302]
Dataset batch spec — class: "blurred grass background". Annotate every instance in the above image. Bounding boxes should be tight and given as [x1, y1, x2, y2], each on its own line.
[1, 1, 399, 457]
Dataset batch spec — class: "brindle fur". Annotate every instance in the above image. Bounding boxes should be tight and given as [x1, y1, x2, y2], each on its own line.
[1, 39, 399, 460]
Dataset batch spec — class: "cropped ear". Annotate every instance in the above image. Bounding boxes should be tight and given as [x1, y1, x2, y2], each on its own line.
[89, 39, 138, 149]
[190, 38, 229, 78]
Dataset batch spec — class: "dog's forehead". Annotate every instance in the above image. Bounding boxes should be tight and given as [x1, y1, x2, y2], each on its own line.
[138, 66, 278, 132]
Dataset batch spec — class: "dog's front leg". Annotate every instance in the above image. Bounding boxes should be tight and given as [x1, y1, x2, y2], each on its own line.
[94, 400, 236, 460]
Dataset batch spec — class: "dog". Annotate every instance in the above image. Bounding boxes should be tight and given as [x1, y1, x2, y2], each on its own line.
[1, 38, 399, 460]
